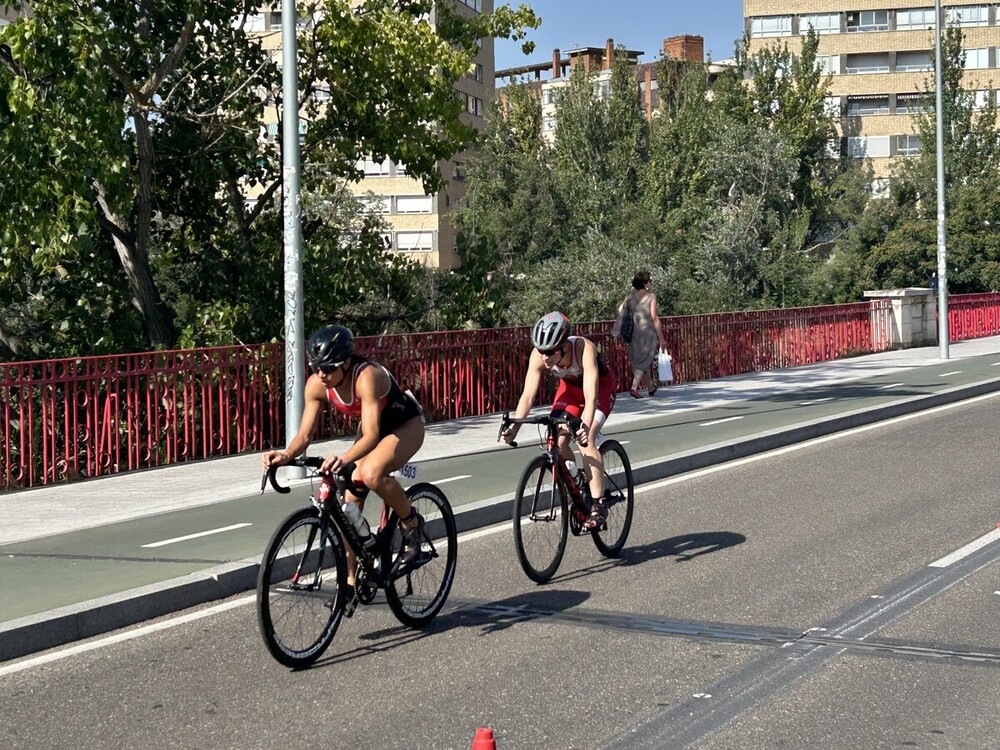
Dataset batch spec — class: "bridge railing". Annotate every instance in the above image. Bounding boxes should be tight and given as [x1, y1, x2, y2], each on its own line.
[6, 294, 997, 490]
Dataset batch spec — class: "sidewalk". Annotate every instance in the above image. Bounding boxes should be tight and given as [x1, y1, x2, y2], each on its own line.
[3, 336, 1000, 663]
[4, 336, 1000, 547]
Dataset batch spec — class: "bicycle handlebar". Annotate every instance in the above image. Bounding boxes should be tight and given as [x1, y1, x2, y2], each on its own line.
[260, 457, 359, 496]
[497, 411, 584, 448]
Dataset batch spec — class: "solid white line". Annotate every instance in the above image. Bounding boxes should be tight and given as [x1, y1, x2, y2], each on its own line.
[10, 389, 1000, 675]
[635, 389, 1000, 496]
[141, 523, 252, 549]
[879, 382, 905, 390]
[939, 371, 962, 377]
[991, 362, 1000, 366]
[928, 528, 1000, 568]
[0, 596, 255, 677]
[431, 475, 472, 485]
[700, 416, 743, 427]
[800, 397, 835, 405]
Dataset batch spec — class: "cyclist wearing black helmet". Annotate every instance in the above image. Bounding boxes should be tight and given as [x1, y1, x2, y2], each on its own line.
[262, 324, 425, 584]
[500, 311, 617, 531]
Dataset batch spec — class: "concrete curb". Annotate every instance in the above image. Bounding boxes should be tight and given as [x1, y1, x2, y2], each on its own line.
[4, 376, 999, 663]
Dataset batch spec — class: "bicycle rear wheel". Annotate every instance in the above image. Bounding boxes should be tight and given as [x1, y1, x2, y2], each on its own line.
[592, 439, 634, 557]
[257, 507, 347, 668]
[512, 455, 568, 583]
[382, 482, 458, 628]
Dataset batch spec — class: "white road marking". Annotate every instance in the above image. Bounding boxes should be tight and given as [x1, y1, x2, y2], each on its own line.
[9, 391, 1000, 675]
[879, 382, 905, 390]
[800, 397, 834, 405]
[431, 475, 472, 485]
[141, 523, 252, 549]
[699, 416, 743, 427]
[0, 596, 254, 677]
[928, 528, 1000, 568]
[939, 371, 962, 377]
[991, 362, 1000, 366]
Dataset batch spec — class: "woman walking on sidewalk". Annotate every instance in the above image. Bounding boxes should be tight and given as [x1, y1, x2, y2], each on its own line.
[619, 270, 667, 398]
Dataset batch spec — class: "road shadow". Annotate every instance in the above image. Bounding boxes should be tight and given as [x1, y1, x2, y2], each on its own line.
[619, 531, 747, 565]
[307, 589, 589, 670]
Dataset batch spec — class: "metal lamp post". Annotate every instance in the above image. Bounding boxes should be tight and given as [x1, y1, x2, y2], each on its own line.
[281, 0, 306, 473]
[934, 0, 950, 358]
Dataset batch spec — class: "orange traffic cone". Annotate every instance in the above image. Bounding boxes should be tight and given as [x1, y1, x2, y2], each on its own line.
[472, 727, 497, 750]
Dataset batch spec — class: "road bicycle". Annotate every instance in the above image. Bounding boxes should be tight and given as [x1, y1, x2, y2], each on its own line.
[257, 457, 457, 668]
[498, 412, 635, 583]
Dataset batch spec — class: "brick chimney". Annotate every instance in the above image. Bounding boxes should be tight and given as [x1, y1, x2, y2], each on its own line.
[604, 38, 614, 69]
[662, 35, 704, 63]
[552, 47, 561, 78]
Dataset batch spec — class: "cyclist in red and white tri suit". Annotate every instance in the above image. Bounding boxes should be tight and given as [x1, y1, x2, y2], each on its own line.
[500, 311, 616, 530]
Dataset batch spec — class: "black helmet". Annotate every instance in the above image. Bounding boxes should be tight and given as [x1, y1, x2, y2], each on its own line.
[307, 325, 354, 370]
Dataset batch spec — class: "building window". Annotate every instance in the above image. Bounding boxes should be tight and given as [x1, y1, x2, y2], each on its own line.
[896, 51, 932, 72]
[542, 89, 556, 105]
[269, 12, 282, 31]
[396, 195, 433, 214]
[800, 13, 839, 34]
[825, 138, 843, 159]
[824, 96, 842, 116]
[964, 48, 989, 70]
[750, 16, 793, 38]
[972, 90, 990, 110]
[395, 231, 434, 251]
[359, 195, 391, 214]
[472, 63, 484, 82]
[847, 136, 891, 158]
[542, 116, 557, 132]
[847, 10, 889, 32]
[847, 96, 890, 115]
[457, 0, 482, 12]
[817, 55, 841, 75]
[946, 5, 988, 26]
[896, 8, 936, 30]
[311, 86, 331, 103]
[846, 53, 890, 74]
[871, 178, 891, 198]
[896, 94, 928, 114]
[896, 134, 922, 156]
[358, 157, 391, 176]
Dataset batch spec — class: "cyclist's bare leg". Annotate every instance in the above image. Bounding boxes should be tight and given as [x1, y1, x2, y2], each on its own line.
[352, 416, 425, 530]
[580, 415, 606, 501]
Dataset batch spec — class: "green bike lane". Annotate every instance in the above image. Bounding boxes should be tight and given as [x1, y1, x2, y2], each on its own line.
[3, 351, 1000, 647]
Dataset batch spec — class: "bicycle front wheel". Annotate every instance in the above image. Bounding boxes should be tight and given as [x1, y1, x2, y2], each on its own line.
[257, 507, 348, 668]
[382, 482, 458, 628]
[592, 439, 634, 557]
[512, 455, 568, 583]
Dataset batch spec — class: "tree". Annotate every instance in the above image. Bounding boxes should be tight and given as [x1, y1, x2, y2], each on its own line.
[0, 0, 539, 358]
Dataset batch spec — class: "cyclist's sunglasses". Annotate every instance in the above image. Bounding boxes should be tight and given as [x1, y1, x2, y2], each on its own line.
[313, 362, 345, 375]
[537, 345, 562, 357]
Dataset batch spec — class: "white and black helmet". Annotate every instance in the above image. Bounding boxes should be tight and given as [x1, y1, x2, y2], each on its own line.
[531, 311, 570, 352]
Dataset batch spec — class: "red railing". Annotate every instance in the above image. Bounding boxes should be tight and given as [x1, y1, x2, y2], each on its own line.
[8, 295, 991, 491]
[949, 293, 1000, 341]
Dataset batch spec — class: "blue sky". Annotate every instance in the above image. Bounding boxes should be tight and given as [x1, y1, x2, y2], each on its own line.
[494, 0, 745, 71]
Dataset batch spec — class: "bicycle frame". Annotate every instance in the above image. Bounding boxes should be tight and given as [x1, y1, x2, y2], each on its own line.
[264, 459, 399, 590]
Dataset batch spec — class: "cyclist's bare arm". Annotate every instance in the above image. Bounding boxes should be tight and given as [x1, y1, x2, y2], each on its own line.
[503, 352, 545, 443]
[320, 365, 384, 473]
[578, 338, 601, 445]
[261, 376, 325, 467]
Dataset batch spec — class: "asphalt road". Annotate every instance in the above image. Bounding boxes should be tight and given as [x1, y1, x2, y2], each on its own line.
[2, 392, 998, 750]
[4, 353, 1000, 625]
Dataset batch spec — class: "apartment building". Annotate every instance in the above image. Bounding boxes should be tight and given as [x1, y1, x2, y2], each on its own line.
[744, 1, 1000, 186]
[250, 1, 492, 269]
[497, 36, 732, 142]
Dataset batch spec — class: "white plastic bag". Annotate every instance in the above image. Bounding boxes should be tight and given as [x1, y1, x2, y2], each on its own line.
[657, 348, 673, 383]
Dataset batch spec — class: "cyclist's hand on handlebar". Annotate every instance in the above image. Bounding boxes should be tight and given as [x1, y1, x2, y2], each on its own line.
[261, 450, 291, 469]
[500, 424, 520, 445]
[575, 422, 590, 447]
[320, 454, 344, 474]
